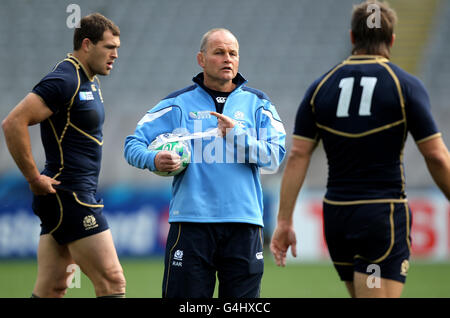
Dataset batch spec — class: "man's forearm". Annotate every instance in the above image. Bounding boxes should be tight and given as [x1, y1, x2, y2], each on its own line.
[2, 119, 40, 182]
[418, 136, 450, 201]
[425, 152, 450, 201]
[277, 152, 311, 224]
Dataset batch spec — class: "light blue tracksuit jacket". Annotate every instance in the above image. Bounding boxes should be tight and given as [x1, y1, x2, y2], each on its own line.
[124, 73, 286, 227]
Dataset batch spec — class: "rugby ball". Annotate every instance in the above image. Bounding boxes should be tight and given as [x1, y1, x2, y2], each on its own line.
[149, 137, 191, 177]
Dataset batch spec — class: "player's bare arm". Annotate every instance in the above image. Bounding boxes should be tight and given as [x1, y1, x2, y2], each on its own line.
[2, 93, 60, 195]
[418, 136, 450, 200]
[270, 137, 316, 266]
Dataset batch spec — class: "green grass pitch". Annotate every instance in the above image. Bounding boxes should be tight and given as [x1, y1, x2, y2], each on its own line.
[0, 258, 449, 297]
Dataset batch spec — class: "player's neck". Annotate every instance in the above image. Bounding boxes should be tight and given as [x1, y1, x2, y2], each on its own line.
[71, 51, 95, 78]
[203, 76, 235, 93]
[353, 51, 390, 59]
[352, 46, 391, 59]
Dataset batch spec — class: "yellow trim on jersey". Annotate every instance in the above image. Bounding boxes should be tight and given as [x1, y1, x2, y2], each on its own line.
[94, 76, 104, 103]
[164, 223, 182, 297]
[59, 58, 81, 143]
[47, 118, 65, 179]
[72, 192, 104, 208]
[316, 119, 405, 138]
[343, 55, 389, 64]
[377, 61, 408, 196]
[65, 57, 103, 145]
[354, 203, 395, 263]
[67, 53, 95, 82]
[49, 192, 64, 234]
[323, 197, 407, 205]
[310, 56, 409, 198]
[311, 56, 389, 111]
[68, 122, 104, 146]
[416, 132, 442, 144]
[62, 58, 82, 111]
[292, 134, 318, 143]
[378, 62, 406, 110]
[310, 63, 345, 113]
[48, 58, 81, 179]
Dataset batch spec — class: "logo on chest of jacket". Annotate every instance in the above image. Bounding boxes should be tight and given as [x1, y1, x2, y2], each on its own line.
[233, 111, 244, 120]
[189, 111, 211, 120]
[216, 96, 227, 104]
[233, 110, 246, 127]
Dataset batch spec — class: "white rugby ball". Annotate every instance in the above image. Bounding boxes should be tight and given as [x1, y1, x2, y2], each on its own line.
[149, 136, 191, 177]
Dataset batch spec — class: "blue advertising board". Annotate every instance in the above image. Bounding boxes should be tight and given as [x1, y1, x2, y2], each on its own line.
[0, 174, 274, 258]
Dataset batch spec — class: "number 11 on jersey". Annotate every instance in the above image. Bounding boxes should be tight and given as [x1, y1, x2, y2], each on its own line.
[336, 76, 378, 118]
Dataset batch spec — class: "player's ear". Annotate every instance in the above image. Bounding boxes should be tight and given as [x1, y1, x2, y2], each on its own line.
[81, 38, 92, 53]
[349, 30, 355, 45]
[390, 34, 396, 48]
[197, 51, 205, 68]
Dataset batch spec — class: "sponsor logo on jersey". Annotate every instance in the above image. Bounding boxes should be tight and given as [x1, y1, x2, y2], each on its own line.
[79, 91, 94, 101]
[216, 96, 227, 104]
[189, 111, 211, 120]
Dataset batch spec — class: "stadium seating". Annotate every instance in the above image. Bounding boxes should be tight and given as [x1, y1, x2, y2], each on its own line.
[0, 0, 449, 188]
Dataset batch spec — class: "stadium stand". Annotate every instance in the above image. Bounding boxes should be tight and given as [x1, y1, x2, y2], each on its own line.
[0, 0, 448, 189]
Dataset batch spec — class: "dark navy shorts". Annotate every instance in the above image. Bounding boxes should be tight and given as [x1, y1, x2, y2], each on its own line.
[323, 200, 412, 283]
[32, 189, 109, 245]
[162, 222, 264, 298]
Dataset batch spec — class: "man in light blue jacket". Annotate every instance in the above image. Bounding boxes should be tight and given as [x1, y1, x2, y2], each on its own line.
[124, 28, 286, 298]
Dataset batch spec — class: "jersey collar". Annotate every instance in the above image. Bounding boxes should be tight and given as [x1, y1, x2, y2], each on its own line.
[346, 55, 390, 63]
[66, 53, 95, 82]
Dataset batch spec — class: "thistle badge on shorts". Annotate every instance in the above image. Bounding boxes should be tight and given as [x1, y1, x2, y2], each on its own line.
[172, 250, 183, 267]
[400, 259, 409, 276]
[83, 215, 99, 230]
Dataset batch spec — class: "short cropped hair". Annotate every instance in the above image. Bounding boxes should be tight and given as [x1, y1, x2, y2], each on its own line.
[199, 28, 238, 52]
[351, 0, 397, 57]
[73, 13, 120, 50]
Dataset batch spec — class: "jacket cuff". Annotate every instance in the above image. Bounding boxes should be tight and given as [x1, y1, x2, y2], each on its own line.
[146, 150, 159, 171]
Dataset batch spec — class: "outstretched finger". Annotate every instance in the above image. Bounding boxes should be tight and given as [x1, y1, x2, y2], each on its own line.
[210, 111, 226, 120]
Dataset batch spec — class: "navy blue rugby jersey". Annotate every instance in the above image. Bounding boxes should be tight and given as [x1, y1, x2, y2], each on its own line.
[294, 55, 441, 201]
[32, 54, 105, 192]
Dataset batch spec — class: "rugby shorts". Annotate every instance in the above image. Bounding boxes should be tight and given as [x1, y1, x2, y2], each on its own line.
[32, 188, 109, 245]
[323, 200, 412, 283]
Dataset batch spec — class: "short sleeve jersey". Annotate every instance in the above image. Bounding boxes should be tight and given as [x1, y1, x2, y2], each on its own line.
[32, 54, 105, 192]
[294, 55, 440, 201]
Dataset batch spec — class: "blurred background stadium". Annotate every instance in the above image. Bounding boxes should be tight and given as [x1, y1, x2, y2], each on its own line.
[0, 0, 449, 297]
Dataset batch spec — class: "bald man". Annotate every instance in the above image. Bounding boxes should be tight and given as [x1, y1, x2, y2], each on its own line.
[124, 28, 286, 298]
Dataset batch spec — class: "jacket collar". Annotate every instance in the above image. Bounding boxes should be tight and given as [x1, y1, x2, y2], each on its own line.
[192, 72, 247, 94]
